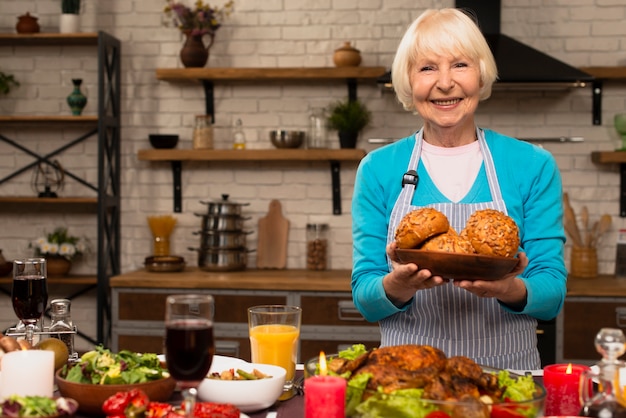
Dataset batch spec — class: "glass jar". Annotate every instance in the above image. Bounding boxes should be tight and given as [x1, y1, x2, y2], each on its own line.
[192, 115, 214, 149]
[233, 118, 246, 150]
[306, 223, 328, 270]
[308, 108, 328, 149]
[49, 298, 74, 356]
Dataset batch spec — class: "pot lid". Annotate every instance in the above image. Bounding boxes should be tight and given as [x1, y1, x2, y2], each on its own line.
[199, 194, 250, 207]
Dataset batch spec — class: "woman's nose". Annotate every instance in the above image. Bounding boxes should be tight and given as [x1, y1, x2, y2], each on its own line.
[436, 70, 454, 90]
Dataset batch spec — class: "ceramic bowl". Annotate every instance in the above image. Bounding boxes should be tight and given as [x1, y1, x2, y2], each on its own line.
[55, 369, 176, 416]
[269, 130, 305, 149]
[149, 134, 179, 149]
[197, 355, 286, 413]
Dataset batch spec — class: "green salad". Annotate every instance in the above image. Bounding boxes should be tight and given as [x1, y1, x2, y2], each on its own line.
[0, 395, 78, 417]
[61, 345, 169, 385]
[326, 345, 540, 418]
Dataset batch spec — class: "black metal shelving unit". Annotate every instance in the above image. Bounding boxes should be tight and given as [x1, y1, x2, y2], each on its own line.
[0, 31, 121, 347]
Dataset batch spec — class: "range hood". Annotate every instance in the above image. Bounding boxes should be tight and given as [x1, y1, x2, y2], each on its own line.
[378, 0, 594, 88]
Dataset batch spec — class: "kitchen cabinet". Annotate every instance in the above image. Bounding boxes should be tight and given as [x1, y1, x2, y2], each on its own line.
[110, 268, 380, 361]
[150, 66, 384, 215]
[0, 32, 121, 346]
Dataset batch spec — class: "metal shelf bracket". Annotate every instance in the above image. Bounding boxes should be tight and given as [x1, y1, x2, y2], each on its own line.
[331, 160, 341, 215]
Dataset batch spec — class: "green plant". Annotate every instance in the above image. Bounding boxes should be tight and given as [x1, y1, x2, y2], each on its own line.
[62, 0, 81, 14]
[0, 71, 19, 95]
[31, 227, 86, 261]
[327, 99, 372, 133]
[164, 0, 234, 37]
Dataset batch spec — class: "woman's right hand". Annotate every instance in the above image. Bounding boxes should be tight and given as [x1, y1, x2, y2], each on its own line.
[383, 242, 446, 307]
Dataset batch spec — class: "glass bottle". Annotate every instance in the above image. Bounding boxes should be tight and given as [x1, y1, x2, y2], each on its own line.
[192, 115, 214, 149]
[49, 298, 74, 356]
[233, 118, 246, 150]
[579, 328, 626, 417]
[308, 108, 328, 149]
[306, 223, 328, 270]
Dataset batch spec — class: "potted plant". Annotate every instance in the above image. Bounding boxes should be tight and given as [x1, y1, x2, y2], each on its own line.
[60, 0, 81, 33]
[327, 99, 371, 148]
[0, 71, 19, 95]
[31, 227, 86, 276]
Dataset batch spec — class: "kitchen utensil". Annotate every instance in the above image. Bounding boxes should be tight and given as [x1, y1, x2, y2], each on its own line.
[581, 205, 590, 246]
[269, 130, 305, 149]
[591, 214, 612, 247]
[199, 194, 249, 216]
[563, 193, 583, 247]
[193, 229, 252, 249]
[194, 212, 250, 231]
[144, 255, 186, 272]
[395, 249, 519, 281]
[190, 247, 253, 272]
[256, 200, 289, 269]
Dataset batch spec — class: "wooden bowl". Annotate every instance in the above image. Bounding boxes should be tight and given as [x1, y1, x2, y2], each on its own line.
[55, 369, 176, 416]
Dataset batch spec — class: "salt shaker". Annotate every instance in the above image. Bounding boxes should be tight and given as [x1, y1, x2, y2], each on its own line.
[49, 298, 74, 356]
[306, 223, 328, 270]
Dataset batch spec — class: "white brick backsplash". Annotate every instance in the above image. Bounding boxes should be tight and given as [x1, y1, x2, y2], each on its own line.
[0, 0, 625, 346]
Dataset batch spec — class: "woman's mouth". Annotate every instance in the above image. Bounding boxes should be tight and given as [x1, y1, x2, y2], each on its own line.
[431, 98, 461, 106]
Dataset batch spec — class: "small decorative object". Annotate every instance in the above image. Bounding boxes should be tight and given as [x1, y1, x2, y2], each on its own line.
[60, 0, 80, 33]
[163, 0, 234, 68]
[149, 134, 179, 149]
[147, 215, 177, 256]
[232, 118, 246, 149]
[0, 71, 19, 95]
[66, 79, 87, 116]
[327, 99, 372, 149]
[308, 108, 328, 148]
[16, 12, 41, 34]
[31, 160, 65, 198]
[333, 42, 361, 67]
[614, 113, 626, 151]
[31, 227, 86, 276]
[192, 115, 214, 149]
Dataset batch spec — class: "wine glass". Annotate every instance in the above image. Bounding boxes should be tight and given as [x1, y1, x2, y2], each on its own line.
[11, 258, 48, 346]
[164, 294, 215, 418]
[614, 113, 626, 151]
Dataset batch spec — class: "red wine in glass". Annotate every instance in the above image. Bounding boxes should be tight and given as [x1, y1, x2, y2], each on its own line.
[12, 275, 48, 325]
[165, 319, 215, 386]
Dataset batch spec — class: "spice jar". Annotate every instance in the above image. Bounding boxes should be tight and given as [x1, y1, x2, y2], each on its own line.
[308, 108, 328, 149]
[192, 115, 214, 149]
[306, 223, 328, 270]
[49, 298, 74, 356]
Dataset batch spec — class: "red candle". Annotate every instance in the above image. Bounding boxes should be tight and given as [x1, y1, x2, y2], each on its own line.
[543, 363, 590, 416]
[304, 375, 347, 418]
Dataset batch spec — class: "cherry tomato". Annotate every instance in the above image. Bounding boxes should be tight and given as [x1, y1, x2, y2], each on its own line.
[490, 405, 526, 418]
[146, 402, 174, 418]
[425, 411, 452, 418]
[193, 402, 240, 418]
[102, 391, 132, 415]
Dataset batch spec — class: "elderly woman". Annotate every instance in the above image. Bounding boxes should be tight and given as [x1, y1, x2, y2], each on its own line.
[351, 8, 567, 369]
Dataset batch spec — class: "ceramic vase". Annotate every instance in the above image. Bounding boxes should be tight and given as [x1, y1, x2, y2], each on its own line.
[16, 12, 40, 34]
[180, 31, 211, 68]
[333, 42, 361, 67]
[59, 13, 79, 33]
[66, 79, 87, 116]
[46, 256, 72, 277]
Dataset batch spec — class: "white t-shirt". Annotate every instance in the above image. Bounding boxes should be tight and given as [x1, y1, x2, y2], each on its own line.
[421, 140, 483, 203]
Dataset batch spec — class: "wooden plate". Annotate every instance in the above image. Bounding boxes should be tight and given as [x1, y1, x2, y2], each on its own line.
[395, 249, 519, 281]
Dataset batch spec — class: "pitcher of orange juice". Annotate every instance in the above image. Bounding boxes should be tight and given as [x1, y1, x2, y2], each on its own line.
[248, 305, 302, 400]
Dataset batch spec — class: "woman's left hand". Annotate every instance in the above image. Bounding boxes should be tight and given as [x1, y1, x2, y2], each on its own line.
[453, 252, 529, 308]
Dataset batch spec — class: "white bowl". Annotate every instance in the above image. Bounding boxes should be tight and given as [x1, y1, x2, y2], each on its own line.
[197, 355, 286, 413]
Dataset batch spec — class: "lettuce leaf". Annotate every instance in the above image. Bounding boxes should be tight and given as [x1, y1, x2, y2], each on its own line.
[354, 388, 437, 418]
[498, 370, 536, 402]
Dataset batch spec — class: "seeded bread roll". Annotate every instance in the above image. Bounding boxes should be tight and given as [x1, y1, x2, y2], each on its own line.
[421, 228, 476, 254]
[461, 209, 520, 257]
[395, 208, 450, 249]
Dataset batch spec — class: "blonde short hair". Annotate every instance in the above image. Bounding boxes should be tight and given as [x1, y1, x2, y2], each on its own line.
[391, 8, 498, 112]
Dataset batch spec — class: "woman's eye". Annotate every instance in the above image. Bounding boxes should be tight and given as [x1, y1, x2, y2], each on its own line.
[419, 65, 435, 72]
[454, 62, 469, 68]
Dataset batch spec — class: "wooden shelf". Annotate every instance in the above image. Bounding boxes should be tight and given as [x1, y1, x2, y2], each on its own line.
[0, 276, 97, 285]
[0, 197, 97, 204]
[0, 115, 98, 125]
[155, 66, 387, 81]
[579, 66, 626, 80]
[0, 33, 99, 46]
[137, 148, 366, 162]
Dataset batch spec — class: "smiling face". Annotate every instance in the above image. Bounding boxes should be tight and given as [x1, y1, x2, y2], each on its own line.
[410, 51, 482, 144]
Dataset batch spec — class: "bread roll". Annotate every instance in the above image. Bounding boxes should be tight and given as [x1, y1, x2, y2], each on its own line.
[395, 208, 450, 249]
[421, 228, 476, 254]
[461, 209, 520, 257]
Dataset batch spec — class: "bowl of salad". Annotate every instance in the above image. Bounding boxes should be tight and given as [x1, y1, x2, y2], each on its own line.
[305, 345, 546, 418]
[54, 346, 175, 416]
[0, 395, 78, 418]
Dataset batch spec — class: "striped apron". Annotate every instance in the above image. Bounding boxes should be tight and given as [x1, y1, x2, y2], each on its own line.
[382, 128, 540, 370]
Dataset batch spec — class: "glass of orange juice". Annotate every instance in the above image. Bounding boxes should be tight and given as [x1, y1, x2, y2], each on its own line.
[248, 305, 302, 398]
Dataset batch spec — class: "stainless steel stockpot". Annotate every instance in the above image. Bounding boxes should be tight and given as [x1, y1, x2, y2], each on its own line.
[193, 230, 252, 249]
[199, 194, 249, 216]
[189, 247, 253, 272]
[194, 213, 250, 231]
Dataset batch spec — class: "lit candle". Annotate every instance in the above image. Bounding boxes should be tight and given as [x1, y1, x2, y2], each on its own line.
[543, 362, 590, 416]
[304, 351, 347, 418]
[0, 349, 54, 399]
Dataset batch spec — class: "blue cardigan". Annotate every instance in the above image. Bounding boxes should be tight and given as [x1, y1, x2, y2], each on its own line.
[351, 129, 567, 323]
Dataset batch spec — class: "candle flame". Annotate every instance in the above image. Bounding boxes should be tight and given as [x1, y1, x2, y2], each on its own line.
[319, 351, 327, 376]
[566, 363, 573, 374]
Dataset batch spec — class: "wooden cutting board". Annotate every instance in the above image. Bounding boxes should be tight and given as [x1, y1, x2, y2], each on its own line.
[256, 199, 289, 269]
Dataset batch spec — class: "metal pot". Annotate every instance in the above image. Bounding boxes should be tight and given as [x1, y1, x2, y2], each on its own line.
[194, 213, 250, 231]
[193, 230, 252, 249]
[189, 247, 252, 272]
[199, 194, 249, 216]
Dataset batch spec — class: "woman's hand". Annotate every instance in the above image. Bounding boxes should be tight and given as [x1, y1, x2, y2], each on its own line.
[453, 252, 529, 309]
[383, 242, 447, 307]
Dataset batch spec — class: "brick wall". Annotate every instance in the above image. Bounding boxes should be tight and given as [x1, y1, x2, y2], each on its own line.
[0, 0, 625, 351]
